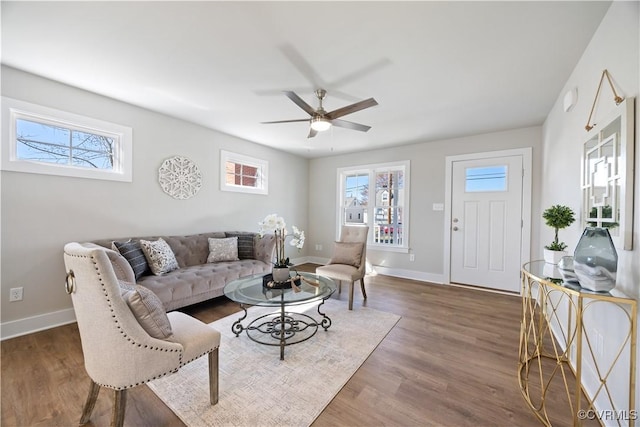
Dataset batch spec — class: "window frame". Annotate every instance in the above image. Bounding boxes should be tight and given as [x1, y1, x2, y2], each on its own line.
[337, 160, 410, 253]
[1, 97, 133, 182]
[220, 150, 268, 195]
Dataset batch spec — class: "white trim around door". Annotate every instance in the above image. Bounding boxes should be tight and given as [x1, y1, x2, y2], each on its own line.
[443, 148, 532, 294]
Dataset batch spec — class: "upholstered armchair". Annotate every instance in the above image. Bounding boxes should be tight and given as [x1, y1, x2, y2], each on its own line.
[63, 243, 221, 427]
[316, 225, 369, 310]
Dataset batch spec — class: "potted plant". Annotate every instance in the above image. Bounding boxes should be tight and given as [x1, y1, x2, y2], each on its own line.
[542, 204, 576, 264]
[258, 214, 305, 282]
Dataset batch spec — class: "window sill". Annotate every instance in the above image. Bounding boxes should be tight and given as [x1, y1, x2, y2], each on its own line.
[367, 244, 409, 254]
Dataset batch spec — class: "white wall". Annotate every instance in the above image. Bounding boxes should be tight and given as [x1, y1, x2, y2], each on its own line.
[308, 126, 542, 282]
[542, 0, 639, 414]
[0, 66, 309, 337]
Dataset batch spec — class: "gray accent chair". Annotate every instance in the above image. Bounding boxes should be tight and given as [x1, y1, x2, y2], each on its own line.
[316, 225, 369, 310]
[63, 243, 221, 427]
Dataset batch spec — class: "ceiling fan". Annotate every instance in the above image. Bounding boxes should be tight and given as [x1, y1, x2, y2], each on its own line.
[262, 89, 378, 138]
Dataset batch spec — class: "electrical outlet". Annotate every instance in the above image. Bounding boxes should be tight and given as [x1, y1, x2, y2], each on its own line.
[9, 287, 23, 302]
[409, 254, 415, 262]
[315, 244, 323, 251]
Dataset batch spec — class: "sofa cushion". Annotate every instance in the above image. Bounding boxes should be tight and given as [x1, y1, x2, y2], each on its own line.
[140, 238, 179, 275]
[112, 240, 150, 279]
[329, 242, 364, 268]
[207, 237, 239, 263]
[225, 232, 256, 259]
[138, 259, 272, 311]
[119, 281, 173, 339]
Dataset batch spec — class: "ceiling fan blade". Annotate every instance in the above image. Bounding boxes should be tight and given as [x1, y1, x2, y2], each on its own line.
[307, 128, 318, 138]
[284, 91, 316, 116]
[279, 44, 326, 90]
[261, 119, 310, 124]
[330, 119, 372, 132]
[325, 98, 378, 120]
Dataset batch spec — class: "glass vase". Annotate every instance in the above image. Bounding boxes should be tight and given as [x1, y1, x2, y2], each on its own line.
[573, 227, 617, 292]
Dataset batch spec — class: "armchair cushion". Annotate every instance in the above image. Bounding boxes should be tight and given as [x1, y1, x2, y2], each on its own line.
[167, 311, 221, 365]
[329, 242, 364, 268]
[120, 281, 173, 340]
[207, 237, 239, 263]
[316, 263, 361, 282]
[140, 238, 179, 275]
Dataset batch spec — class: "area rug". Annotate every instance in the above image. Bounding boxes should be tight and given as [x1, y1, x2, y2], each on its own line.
[147, 298, 400, 427]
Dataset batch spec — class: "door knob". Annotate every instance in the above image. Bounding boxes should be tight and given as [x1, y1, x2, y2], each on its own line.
[452, 226, 459, 231]
[453, 218, 459, 223]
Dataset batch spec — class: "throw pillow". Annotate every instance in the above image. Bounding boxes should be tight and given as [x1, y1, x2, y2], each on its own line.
[207, 237, 240, 263]
[329, 242, 364, 268]
[225, 232, 255, 259]
[112, 240, 150, 280]
[119, 281, 173, 339]
[139, 238, 179, 275]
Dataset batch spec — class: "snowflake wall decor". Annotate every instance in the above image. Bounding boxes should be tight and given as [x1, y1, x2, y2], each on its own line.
[158, 156, 202, 200]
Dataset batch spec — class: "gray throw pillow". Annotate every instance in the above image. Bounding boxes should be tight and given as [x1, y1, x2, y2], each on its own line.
[329, 242, 364, 268]
[119, 281, 172, 340]
[139, 238, 179, 275]
[207, 237, 240, 263]
[112, 240, 150, 280]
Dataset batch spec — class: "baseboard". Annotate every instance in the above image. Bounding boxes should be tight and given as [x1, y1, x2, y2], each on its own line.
[298, 257, 446, 285]
[297, 256, 328, 266]
[1, 308, 76, 341]
[371, 265, 445, 284]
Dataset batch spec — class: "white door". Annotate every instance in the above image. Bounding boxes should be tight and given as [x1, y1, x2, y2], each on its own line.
[450, 155, 523, 293]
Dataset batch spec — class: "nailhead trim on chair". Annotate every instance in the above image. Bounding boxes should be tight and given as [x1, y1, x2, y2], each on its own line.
[65, 251, 185, 390]
[180, 346, 219, 367]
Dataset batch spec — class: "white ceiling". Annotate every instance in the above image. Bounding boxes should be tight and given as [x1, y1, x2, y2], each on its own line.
[1, 1, 611, 158]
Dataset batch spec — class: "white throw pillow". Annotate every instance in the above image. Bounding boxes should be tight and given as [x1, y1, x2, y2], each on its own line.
[207, 237, 240, 263]
[139, 238, 179, 275]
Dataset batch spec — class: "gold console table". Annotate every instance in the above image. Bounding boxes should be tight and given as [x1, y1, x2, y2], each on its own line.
[519, 261, 637, 426]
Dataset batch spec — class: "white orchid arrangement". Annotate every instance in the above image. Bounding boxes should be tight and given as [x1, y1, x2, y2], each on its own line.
[258, 214, 305, 268]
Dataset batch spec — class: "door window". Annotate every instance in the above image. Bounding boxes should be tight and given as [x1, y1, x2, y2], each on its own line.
[465, 165, 507, 192]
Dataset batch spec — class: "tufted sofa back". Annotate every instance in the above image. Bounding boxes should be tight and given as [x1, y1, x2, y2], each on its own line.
[93, 232, 275, 267]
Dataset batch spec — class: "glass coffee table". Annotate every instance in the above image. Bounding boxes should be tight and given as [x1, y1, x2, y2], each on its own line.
[224, 272, 336, 360]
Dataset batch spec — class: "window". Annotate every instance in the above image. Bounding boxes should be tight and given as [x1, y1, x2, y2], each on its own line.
[220, 150, 268, 195]
[465, 165, 507, 192]
[1, 97, 132, 182]
[338, 161, 410, 252]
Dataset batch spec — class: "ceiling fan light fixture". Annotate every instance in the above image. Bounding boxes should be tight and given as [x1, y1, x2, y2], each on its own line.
[310, 116, 331, 132]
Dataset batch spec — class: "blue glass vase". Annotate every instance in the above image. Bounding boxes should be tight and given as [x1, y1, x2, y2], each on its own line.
[573, 227, 617, 292]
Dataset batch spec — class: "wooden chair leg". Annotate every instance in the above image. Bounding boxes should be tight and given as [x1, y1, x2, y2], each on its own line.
[360, 277, 367, 299]
[209, 348, 219, 405]
[111, 389, 126, 427]
[80, 380, 100, 425]
[348, 281, 354, 310]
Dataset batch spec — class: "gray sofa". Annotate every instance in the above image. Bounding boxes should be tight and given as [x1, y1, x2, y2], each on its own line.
[91, 231, 275, 311]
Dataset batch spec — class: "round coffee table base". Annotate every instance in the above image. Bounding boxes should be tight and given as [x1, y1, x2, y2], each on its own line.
[233, 303, 332, 360]
[248, 312, 318, 359]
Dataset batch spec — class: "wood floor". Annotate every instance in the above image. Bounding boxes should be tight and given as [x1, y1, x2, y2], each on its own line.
[2, 265, 575, 426]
